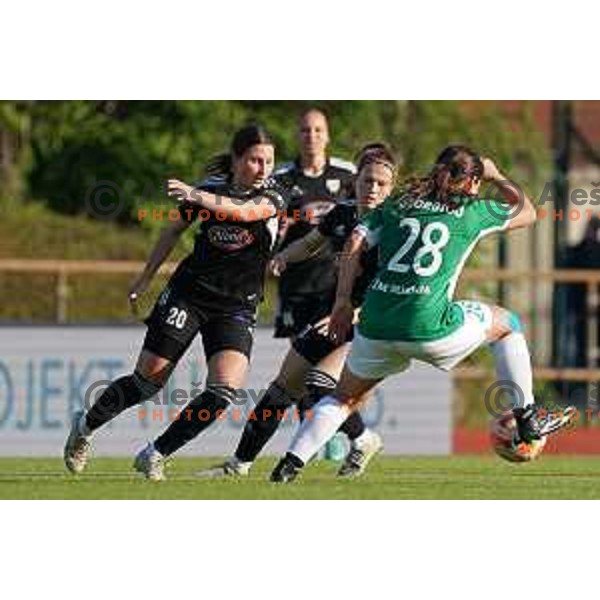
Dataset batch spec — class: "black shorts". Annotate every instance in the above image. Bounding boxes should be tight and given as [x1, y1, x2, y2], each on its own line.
[292, 320, 355, 365]
[143, 285, 256, 364]
[274, 293, 335, 338]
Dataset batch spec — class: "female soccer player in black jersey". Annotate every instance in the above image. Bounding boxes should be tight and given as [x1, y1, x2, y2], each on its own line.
[273, 108, 356, 339]
[63, 124, 287, 480]
[198, 144, 397, 479]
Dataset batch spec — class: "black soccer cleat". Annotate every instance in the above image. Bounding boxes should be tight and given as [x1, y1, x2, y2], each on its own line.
[512, 406, 543, 443]
[513, 405, 575, 443]
[270, 453, 303, 483]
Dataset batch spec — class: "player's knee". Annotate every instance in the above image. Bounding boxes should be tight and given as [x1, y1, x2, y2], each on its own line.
[507, 311, 523, 333]
[493, 307, 523, 335]
[136, 356, 174, 385]
[501, 309, 523, 334]
[132, 371, 164, 401]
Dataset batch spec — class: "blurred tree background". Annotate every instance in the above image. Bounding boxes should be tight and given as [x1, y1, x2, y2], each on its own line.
[0, 100, 550, 324]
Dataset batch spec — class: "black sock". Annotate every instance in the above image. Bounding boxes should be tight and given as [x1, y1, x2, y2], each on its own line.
[298, 394, 318, 422]
[338, 411, 366, 441]
[235, 382, 294, 463]
[85, 374, 160, 433]
[154, 386, 233, 457]
[300, 369, 338, 422]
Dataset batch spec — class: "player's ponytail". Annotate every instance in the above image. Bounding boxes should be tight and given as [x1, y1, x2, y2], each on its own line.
[403, 145, 483, 203]
[205, 123, 275, 178]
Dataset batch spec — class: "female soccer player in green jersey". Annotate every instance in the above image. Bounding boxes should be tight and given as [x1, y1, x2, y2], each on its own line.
[271, 145, 574, 482]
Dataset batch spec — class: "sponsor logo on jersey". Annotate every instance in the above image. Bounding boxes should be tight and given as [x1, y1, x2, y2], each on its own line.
[301, 199, 335, 224]
[326, 179, 341, 194]
[208, 226, 255, 251]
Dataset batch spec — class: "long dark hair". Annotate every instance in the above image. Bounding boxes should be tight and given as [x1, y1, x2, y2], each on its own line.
[403, 145, 483, 203]
[205, 124, 275, 178]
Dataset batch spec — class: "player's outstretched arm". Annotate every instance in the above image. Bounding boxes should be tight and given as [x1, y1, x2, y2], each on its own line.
[167, 179, 280, 222]
[482, 158, 537, 231]
[129, 219, 191, 310]
[270, 229, 329, 276]
[328, 229, 368, 342]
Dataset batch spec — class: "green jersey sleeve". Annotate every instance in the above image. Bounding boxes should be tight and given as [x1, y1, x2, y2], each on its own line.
[469, 198, 513, 232]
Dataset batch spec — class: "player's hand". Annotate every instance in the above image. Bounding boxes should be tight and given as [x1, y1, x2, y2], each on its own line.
[167, 179, 195, 203]
[269, 254, 287, 277]
[328, 299, 354, 343]
[128, 275, 150, 316]
[481, 158, 504, 182]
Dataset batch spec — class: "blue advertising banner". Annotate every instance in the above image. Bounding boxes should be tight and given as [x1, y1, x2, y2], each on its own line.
[0, 327, 451, 456]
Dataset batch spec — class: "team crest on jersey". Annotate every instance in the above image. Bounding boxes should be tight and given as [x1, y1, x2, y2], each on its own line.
[208, 226, 255, 251]
[291, 185, 305, 198]
[326, 179, 341, 194]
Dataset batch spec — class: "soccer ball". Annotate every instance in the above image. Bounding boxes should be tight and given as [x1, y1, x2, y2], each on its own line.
[490, 411, 547, 463]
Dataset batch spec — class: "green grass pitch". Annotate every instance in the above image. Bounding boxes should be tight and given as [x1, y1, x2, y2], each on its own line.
[2, 456, 600, 499]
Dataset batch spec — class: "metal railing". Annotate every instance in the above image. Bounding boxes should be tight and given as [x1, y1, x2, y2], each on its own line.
[0, 259, 177, 323]
[0, 260, 598, 386]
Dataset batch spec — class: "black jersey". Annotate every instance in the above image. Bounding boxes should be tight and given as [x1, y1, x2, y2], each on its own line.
[274, 157, 356, 298]
[173, 176, 287, 308]
[318, 200, 379, 307]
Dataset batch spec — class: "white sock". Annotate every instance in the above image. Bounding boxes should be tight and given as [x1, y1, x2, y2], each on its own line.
[288, 396, 350, 464]
[491, 332, 534, 408]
